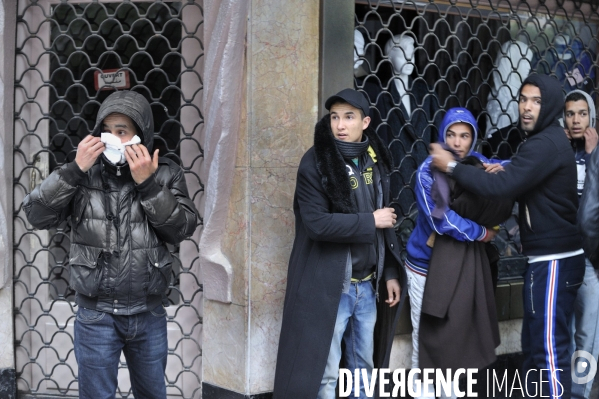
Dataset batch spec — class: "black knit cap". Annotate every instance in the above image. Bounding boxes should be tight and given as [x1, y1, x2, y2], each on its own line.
[324, 88, 370, 117]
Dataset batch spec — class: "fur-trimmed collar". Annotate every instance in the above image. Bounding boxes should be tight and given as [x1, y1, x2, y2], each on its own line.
[313, 114, 394, 214]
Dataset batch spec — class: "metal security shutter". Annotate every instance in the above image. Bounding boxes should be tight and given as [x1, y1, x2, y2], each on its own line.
[13, 1, 204, 397]
[354, 1, 599, 280]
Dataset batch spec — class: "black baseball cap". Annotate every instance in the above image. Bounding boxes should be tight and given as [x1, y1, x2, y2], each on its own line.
[324, 88, 370, 117]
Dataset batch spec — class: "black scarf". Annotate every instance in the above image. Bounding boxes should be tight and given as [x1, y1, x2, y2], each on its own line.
[313, 114, 393, 214]
[334, 136, 370, 159]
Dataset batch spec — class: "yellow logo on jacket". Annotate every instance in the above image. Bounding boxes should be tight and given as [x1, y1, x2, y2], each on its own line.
[347, 147, 377, 190]
[363, 170, 373, 184]
[346, 165, 373, 189]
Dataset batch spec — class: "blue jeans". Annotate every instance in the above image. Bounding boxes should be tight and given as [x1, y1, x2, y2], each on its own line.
[571, 259, 599, 399]
[521, 254, 585, 399]
[74, 305, 168, 399]
[318, 280, 377, 399]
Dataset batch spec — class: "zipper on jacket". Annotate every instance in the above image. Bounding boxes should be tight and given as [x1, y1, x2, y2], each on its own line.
[530, 271, 535, 314]
[114, 187, 134, 303]
[116, 165, 121, 176]
[357, 158, 382, 303]
[358, 161, 378, 303]
[372, 270, 379, 303]
[115, 191, 122, 301]
[102, 186, 112, 292]
[525, 204, 532, 231]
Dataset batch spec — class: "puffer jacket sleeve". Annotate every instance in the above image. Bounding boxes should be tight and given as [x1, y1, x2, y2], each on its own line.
[22, 161, 87, 230]
[579, 147, 599, 268]
[135, 160, 199, 245]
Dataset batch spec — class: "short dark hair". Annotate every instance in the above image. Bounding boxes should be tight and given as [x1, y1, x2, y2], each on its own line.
[329, 99, 366, 119]
[565, 91, 588, 108]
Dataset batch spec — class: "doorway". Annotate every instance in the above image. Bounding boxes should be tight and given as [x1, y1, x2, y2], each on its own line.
[13, 1, 205, 397]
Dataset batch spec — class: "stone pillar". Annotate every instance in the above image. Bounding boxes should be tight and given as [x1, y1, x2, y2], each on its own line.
[201, 0, 319, 397]
[0, 1, 17, 397]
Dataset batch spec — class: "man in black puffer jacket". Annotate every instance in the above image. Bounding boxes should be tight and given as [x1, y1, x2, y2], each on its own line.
[23, 90, 199, 399]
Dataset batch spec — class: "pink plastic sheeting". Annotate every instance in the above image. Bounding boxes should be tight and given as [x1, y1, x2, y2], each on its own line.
[199, 0, 249, 303]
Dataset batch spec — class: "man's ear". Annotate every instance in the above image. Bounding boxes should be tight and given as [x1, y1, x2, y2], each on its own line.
[362, 116, 371, 130]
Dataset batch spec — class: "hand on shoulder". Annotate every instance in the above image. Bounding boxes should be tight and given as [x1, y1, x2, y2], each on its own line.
[483, 163, 504, 174]
[429, 143, 454, 173]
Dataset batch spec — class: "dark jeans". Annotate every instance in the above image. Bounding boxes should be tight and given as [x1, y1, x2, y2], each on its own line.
[74, 305, 168, 399]
[521, 254, 585, 399]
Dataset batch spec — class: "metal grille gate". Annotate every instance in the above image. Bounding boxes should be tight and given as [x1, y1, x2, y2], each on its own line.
[354, 0, 599, 278]
[13, 1, 204, 397]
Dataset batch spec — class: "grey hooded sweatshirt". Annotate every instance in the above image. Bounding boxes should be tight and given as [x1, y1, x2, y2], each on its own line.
[564, 89, 596, 197]
[23, 91, 199, 315]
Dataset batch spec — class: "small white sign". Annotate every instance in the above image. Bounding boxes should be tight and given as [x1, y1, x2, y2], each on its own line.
[94, 69, 130, 91]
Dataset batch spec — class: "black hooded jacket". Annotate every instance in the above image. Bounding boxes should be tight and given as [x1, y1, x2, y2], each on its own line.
[23, 91, 199, 315]
[451, 74, 581, 256]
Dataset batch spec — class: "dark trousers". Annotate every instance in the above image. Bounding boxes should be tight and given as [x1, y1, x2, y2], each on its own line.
[521, 254, 585, 399]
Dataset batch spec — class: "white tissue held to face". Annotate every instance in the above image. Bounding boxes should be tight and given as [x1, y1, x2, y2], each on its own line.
[100, 132, 141, 165]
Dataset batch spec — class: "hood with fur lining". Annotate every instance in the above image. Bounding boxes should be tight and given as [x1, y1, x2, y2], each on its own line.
[313, 114, 394, 214]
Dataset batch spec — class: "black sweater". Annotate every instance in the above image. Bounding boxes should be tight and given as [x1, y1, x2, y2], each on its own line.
[452, 74, 581, 256]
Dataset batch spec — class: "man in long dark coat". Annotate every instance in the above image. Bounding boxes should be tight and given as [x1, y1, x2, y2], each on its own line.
[273, 89, 405, 399]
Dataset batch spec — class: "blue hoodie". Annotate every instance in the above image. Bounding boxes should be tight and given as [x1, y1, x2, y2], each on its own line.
[405, 108, 507, 275]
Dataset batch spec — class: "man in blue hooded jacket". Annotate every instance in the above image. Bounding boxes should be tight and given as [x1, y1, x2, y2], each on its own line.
[405, 107, 505, 398]
[431, 74, 585, 398]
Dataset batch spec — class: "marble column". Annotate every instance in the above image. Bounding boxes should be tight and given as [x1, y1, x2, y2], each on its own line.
[201, 0, 319, 397]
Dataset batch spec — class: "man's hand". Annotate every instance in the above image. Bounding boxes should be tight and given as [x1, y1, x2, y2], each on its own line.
[483, 163, 504, 174]
[125, 144, 159, 184]
[374, 207, 396, 228]
[385, 278, 401, 307]
[564, 128, 572, 140]
[584, 127, 599, 154]
[480, 228, 497, 243]
[75, 135, 105, 172]
[429, 143, 455, 172]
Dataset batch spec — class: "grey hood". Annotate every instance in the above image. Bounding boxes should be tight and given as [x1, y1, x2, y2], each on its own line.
[92, 91, 154, 151]
[566, 89, 596, 128]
